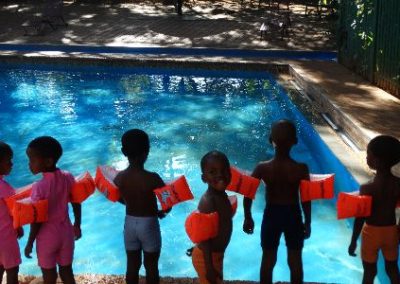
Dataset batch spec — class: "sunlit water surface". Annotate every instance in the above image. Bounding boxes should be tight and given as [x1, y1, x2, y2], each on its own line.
[0, 65, 364, 283]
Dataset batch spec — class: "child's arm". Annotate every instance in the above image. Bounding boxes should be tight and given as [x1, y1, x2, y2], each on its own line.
[243, 165, 261, 234]
[198, 195, 219, 283]
[113, 172, 125, 205]
[396, 180, 400, 238]
[154, 174, 170, 219]
[25, 183, 44, 257]
[348, 184, 368, 256]
[301, 201, 311, 239]
[16, 227, 24, 239]
[243, 197, 254, 234]
[71, 202, 82, 240]
[300, 164, 311, 238]
[25, 223, 41, 258]
[348, 217, 364, 256]
[157, 207, 171, 219]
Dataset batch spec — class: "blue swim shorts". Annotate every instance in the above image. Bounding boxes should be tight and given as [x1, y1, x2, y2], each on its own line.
[261, 203, 304, 250]
[124, 215, 161, 252]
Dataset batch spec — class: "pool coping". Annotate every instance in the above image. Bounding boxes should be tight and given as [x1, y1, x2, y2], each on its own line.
[0, 43, 338, 60]
[0, 50, 372, 185]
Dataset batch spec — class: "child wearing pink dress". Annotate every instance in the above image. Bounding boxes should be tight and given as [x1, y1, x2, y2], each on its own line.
[24, 136, 81, 284]
[0, 141, 23, 284]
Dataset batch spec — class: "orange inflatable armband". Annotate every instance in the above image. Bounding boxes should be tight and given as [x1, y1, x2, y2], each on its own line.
[70, 172, 96, 204]
[12, 197, 48, 228]
[154, 176, 194, 210]
[185, 195, 238, 243]
[228, 195, 238, 216]
[227, 167, 260, 200]
[300, 174, 335, 202]
[337, 191, 372, 219]
[185, 211, 219, 243]
[4, 184, 33, 213]
[95, 166, 120, 202]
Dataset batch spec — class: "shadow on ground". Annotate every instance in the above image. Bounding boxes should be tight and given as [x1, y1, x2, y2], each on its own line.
[0, 0, 337, 50]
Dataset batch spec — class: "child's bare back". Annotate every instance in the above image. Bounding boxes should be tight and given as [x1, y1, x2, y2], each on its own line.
[253, 158, 309, 205]
[114, 168, 164, 217]
[360, 176, 400, 226]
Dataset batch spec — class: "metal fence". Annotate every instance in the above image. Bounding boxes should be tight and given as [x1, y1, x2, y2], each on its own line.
[337, 0, 400, 98]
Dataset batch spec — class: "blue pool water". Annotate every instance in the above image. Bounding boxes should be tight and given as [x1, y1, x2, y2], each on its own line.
[0, 64, 363, 283]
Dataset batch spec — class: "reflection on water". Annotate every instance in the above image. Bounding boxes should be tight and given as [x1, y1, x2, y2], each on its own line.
[0, 67, 362, 283]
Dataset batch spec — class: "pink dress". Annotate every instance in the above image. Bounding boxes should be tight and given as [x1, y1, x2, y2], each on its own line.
[31, 169, 75, 269]
[0, 176, 21, 269]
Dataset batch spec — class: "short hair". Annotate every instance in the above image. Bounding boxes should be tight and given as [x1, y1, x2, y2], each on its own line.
[270, 119, 297, 145]
[368, 135, 400, 168]
[121, 129, 150, 158]
[0, 141, 13, 161]
[28, 136, 63, 163]
[200, 150, 230, 172]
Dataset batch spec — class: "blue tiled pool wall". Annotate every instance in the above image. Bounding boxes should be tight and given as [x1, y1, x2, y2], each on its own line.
[275, 84, 360, 194]
[275, 75, 394, 284]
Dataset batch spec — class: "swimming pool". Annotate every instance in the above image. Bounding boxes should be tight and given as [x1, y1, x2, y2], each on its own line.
[0, 63, 363, 283]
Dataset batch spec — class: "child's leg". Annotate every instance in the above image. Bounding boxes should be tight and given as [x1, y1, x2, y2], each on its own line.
[0, 265, 4, 283]
[384, 259, 399, 284]
[143, 250, 160, 284]
[41, 267, 58, 284]
[287, 249, 303, 284]
[362, 261, 377, 284]
[126, 250, 142, 284]
[260, 249, 277, 284]
[5, 266, 19, 284]
[59, 264, 76, 284]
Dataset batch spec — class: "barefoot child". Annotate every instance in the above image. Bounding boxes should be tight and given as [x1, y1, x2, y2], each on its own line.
[24, 136, 81, 284]
[348, 135, 400, 283]
[0, 141, 23, 284]
[191, 150, 233, 284]
[243, 119, 311, 284]
[114, 129, 170, 284]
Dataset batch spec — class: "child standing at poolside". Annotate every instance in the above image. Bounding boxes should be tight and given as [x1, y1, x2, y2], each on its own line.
[114, 129, 169, 284]
[348, 135, 400, 284]
[24, 136, 82, 284]
[243, 119, 311, 284]
[191, 150, 233, 284]
[0, 141, 23, 284]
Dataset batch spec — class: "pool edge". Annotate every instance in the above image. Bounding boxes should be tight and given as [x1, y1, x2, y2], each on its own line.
[0, 51, 371, 186]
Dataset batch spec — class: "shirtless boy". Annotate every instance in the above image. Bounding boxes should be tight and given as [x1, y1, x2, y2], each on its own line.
[243, 119, 311, 284]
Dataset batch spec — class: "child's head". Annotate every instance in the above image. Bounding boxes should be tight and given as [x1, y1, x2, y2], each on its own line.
[269, 119, 297, 148]
[367, 135, 400, 174]
[121, 129, 150, 163]
[26, 136, 62, 174]
[0, 141, 13, 176]
[201, 150, 231, 191]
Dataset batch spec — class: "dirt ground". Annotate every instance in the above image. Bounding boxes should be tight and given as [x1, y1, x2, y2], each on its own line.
[12, 275, 258, 284]
[7, 274, 327, 283]
[0, 0, 337, 50]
